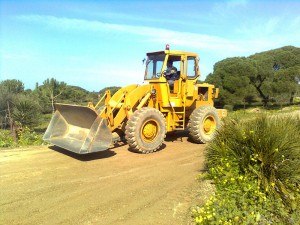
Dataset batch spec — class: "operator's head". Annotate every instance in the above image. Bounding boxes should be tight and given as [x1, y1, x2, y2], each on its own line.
[167, 60, 173, 67]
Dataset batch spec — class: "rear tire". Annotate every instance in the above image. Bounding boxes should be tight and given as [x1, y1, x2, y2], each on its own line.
[188, 106, 220, 143]
[125, 107, 166, 153]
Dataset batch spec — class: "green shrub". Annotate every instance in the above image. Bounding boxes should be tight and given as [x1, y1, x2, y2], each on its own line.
[193, 114, 300, 224]
[17, 127, 45, 146]
[224, 105, 234, 111]
[12, 95, 42, 129]
[192, 175, 298, 224]
[0, 127, 45, 148]
[0, 129, 16, 147]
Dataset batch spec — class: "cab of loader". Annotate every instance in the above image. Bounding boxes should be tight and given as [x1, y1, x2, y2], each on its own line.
[144, 45, 200, 95]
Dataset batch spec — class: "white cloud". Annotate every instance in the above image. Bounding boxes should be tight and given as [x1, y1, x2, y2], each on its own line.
[17, 14, 290, 57]
[237, 16, 283, 38]
[14, 14, 300, 87]
[61, 63, 145, 90]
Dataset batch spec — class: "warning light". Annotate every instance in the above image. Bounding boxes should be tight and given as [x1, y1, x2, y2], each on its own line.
[166, 44, 170, 50]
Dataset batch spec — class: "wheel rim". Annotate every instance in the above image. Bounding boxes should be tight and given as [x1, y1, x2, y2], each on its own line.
[203, 115, 216, 135]
[141, 119, 159, 142]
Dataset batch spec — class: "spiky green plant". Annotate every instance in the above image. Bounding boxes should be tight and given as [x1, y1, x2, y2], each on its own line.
[12, 95, 41, 129]
[193, 113, 300, 224]
[206, 113, 300, 205]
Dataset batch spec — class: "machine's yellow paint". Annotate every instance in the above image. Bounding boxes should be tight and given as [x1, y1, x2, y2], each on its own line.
[203, 115, 216, 134]
[44, 47, 227, 154]
[141, 119, 159, 142]
[90, 49, 226, 133]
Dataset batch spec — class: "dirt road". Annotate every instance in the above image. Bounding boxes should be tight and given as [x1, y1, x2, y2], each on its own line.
[0, 132, 212, 225]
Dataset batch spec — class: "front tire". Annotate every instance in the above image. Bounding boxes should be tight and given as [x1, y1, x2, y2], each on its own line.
[188, 106, 221, 143]
[125, 107, 166, 153]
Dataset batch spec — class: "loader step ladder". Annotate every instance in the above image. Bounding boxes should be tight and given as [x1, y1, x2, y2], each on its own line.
[172, 94, 186, 130]
[173, 110, 185, 130]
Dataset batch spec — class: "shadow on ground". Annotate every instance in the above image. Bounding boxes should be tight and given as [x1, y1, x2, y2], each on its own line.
[165, 130, 192, 142]
[48, 130, 198, 159]
[49, 145, 117, 161]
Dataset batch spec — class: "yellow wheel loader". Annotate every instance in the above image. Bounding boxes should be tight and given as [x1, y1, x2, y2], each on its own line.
[43, 45, 227, 154]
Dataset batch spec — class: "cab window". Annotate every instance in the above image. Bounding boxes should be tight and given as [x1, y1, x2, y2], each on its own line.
[187, 56, 197, 78]
[144, 54, 165, 80]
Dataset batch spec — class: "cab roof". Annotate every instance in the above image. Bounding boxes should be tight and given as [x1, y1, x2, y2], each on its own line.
[146, 50, 198, 57]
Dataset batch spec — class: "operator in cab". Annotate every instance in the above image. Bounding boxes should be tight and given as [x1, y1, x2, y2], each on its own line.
[164, 60, 178, 90]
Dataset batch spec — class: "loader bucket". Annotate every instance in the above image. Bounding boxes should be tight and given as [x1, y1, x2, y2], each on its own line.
[43, 104, 112, 154]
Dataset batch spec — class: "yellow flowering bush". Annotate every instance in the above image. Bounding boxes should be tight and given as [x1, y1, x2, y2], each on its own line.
[193, 114, 300, 224]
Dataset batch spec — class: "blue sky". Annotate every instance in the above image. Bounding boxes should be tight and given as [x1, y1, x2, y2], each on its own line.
[1, 0, 300, 91]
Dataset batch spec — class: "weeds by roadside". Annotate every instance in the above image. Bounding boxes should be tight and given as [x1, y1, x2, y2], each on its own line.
[193, 113, 300, 224]
[0, 127, 45, 148]
[0, 130, 16, 148]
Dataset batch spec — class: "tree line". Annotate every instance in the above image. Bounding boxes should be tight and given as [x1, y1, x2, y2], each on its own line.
[1, 45, 299, 131]
[205, 46, 300, 108]
[0, 78, 120, 131]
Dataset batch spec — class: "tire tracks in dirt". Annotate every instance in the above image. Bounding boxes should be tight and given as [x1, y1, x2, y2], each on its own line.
[0, 134, 212, 225]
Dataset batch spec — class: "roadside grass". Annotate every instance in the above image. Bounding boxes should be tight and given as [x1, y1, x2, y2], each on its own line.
[0, 127, 46, 148]
[0, 129, 17, 148]
[0, 113, 51, 148]
[193, 109, 300, 224]
[228, 105, 300, 121]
